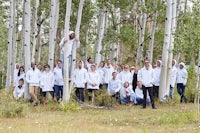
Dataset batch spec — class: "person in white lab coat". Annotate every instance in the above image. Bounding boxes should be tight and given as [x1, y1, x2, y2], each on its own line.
[73, 61, 88, 102]
[103, 59, 114, 89]
[176, 62, 188, 103]
[13, 78, 25, 100]
[87, 65, 101, 102]
[169, 59, 177, 99]
[40, 64, 55, 106]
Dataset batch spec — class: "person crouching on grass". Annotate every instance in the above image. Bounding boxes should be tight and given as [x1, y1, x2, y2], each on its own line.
[120, 82, 137, 105]
[40, 64, 56, 106]
[13, 78, 25, 101]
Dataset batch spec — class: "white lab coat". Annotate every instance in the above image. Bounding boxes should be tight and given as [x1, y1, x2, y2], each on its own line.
[53, 66, 64, 86]
[138, 66, 154, 87]
[26, 68, 41, 87]
[108, 78, 121, 95]
[87, 70, 101, 89]
[73, 67, 88, 88]
[103, 65, 114, 84]
[40, 71, 55, 92]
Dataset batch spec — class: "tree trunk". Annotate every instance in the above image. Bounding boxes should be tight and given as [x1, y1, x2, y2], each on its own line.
[63, 0, 72, 104]
[19, 0, 25, 66]
[148, 0, 157, 64]
[159, 0, 172, 102]
[165, 0, 177, 97]
[48, 0, 59, 69]
[6, 0, 15, 91]
[24, 0, 31, 99]
[70, 0, 85, 90]
[95, 8, 106, 65]
[31, 0, 39, 63]
[136, 0, 147, 66]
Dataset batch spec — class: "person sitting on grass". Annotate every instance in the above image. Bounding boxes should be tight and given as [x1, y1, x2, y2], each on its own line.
[120, 82, 137, 105]
[13, 78, 25, 101]
[108, 72, 121, 102]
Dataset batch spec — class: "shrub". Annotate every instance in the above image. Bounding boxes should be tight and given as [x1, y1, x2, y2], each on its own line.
[59, 101, 81, 112]
[0, 90, 27, 118]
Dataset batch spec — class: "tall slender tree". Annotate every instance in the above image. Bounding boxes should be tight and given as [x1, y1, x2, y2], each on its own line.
[159, 0, 172, 102]
[63, 0, 72, 104]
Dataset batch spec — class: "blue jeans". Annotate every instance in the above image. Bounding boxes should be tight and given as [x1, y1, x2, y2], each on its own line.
[177, 83, 187, 102]
[136, 97, 143, 105]
[60, 54, 72, 78]
[54, 85, 63, 101]
[169, 85, 174, 99]
[121, 94, 137, 104]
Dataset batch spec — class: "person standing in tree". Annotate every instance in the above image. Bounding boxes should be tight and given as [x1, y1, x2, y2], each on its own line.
[59, 31, 80, 78]
[73, 61, 88, 102]
[138, 59, 157, 109]
[176, 62, 188, 103]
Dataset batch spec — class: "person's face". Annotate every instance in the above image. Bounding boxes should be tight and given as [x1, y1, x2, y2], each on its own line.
[78, 62, 82, 68]
[37, 65, 42, 70]
[172, 60, 175, 66]
[91, 66, 96, 71]
[124, 66, 129, 72]
[124, 82, 129, 88]
[144, 61, 150, 68]
[20, 67, 24, 72]
[18, 80, 24, 86]
[179, 64, 183, 69]
[16, 64, 19, 69]
[137, 82, 142, 88]
[107, 60, 111, 65]
[89, 59, 93, 64]
[44, 66, 50, 71]
[69, 33, 75, 39]
[157, 61, 161, 67]
[112, 73, 117, 79]
[57, 61, 62, 68]
[99, 62, 104, 68]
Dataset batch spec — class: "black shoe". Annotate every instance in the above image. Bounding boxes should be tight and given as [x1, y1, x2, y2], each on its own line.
[152, 107, 157, 109]
[142, 106, 146, 109]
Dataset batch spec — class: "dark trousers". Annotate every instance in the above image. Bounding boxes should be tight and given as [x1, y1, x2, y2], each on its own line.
[75, 88, 85, 102]
[153, 85, 159, 99]
[177, 83, 187, 102]
[142, 85, 155, 108]
[111, 92, 120, 102]
[54, 85, 63, 101]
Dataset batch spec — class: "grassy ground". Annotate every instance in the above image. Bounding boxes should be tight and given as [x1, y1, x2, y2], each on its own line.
[0, 101, 200, 133]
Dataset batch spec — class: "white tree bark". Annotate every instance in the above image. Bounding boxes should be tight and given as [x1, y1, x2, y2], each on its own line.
[70, 0, 85, 89]
[19, 0, 25, 66]
[6, 0, 15, 91]
[165, 0, 177, 97]
[63, 0, 72, 104]
[24, 0, 31, 99]
[95, 8, 106, 65]
[11, 0, 17, 86]
[148, 0, 157, 64]
[31, 0, 39, 62]
[136, 0, 147, 66]
[48, 0, 59, 69]
[159, 0, 172, 102]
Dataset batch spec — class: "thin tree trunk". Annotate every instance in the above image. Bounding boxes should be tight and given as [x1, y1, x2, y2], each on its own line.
[31, 0, 39, 62]
[11, 0, 17, 86]
[136, 0, 146, 66]
[148, 0, 157, 64]
[159, 0, 172, 102]
[63, 0, 72, 104]
[6, 0, 15, 91]
[48, 0, 59, 69]
[70, 0, 85, 90]
[165, 0, 177, 97]
[24, 0, 31, 99]
[95, 8, 106, 65]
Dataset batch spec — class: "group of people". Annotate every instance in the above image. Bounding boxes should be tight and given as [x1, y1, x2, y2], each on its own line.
[12, 30, 188, 109]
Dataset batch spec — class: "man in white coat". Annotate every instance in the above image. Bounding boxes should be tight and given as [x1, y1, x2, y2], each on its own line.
[176, 62, 188, 103]
[103, 59, 114, 89]
[138, 59, 156, 109]
[169, 59, 177, 99]
[53, 60, 64, 102]
[13, 63, 20, 87]
[73, 61, 88, 102]
[26, 62, 41, 106]
[152, 60, 162, 99]
[59, 31, 80, 77]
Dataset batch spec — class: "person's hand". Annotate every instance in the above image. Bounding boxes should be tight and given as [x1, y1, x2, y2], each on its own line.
[64, 39, 68, 43]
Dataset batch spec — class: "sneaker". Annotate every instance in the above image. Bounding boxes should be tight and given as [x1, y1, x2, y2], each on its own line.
[152, 107, 157, 109]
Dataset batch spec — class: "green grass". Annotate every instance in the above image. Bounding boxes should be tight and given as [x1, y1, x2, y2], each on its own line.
[0, 89, 200, 133]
